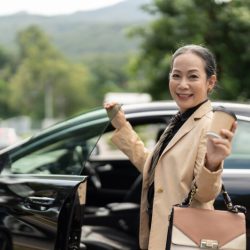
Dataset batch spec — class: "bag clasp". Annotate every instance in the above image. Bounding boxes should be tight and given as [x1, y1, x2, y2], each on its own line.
[200, 239, 218, 249]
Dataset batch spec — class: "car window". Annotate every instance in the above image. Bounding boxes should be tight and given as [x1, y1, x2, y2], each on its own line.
[0, 108, 120, 175]
[93, 117, 250, 171]
[10, 136, 88, 175]
[224, 119, 250, 169]
[91, 122, 167, 159]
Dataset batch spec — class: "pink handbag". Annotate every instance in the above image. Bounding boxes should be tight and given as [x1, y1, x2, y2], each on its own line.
[166, 184, 247, 249]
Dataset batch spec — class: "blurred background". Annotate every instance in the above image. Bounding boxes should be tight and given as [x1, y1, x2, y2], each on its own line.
[0, 0, 249, 144]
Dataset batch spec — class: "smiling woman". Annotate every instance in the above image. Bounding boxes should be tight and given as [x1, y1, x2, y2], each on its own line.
[0, 0, 124, 16]
[104, 44, 238, 249]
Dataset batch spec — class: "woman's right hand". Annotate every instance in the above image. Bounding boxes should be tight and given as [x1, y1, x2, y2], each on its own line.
[104, 102, 127, 129]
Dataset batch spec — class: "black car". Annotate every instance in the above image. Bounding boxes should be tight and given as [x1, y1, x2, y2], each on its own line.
[0, 101, 250, 250]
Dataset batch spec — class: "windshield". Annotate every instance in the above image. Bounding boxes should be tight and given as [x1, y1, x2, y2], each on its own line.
[0, 106, 120, 176]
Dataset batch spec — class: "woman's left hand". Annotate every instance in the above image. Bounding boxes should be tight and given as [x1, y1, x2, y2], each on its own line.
[206, 121, 237, 171]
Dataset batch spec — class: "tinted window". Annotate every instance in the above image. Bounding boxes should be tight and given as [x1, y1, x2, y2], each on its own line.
[92, 122, 167, 159]
[8, 135, 90, 175]
[224, 120, 250, 169]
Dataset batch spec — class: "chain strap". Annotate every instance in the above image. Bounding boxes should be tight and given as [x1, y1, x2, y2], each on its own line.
[180, 183, 247, 214]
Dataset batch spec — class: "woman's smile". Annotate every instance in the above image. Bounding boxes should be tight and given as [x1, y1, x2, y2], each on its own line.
[176, 93, 193, 100]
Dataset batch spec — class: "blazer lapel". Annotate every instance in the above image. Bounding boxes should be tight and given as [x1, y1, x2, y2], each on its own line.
[159, 101, 212, 159]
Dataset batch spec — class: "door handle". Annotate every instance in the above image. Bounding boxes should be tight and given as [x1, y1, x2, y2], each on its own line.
[26, 196, 55, 207]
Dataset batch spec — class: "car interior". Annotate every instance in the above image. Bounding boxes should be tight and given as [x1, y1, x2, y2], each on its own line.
[80, 119, 168, 249]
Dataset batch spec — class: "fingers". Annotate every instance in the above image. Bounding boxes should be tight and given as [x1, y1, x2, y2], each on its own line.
[231, 121, 237, 133]
[206, 123, 237, 170]
[216, 121, 237, 142]
[210, 137, 231, 153]
[103, 102, 118, 110]
[220, 128, 234, 142]
[207, 125, 236, 156]
[103, 102, 126, 129]
[209, 127, 235, 157]
[213, 128, 234, 149]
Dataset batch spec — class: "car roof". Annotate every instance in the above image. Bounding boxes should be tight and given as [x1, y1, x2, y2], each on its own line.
[121, 100, 250, 116]
[33, 100, 250, 136]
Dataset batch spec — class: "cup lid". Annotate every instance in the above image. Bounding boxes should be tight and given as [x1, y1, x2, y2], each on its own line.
[213, 106, 237, 120]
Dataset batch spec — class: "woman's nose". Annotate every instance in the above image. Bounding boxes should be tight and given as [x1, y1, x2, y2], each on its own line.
[178, 77, 189, 88]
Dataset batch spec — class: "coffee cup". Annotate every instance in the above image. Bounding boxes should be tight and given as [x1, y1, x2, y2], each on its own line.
[207, 106, 237, 138]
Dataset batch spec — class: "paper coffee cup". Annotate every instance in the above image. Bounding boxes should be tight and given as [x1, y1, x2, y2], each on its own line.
[207, 106, 237, 138]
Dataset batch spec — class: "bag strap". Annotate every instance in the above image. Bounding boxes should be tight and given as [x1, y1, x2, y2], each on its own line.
[181, 183, 247, 214]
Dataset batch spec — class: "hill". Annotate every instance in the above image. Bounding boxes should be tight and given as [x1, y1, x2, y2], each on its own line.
[0, 0, 152, 59]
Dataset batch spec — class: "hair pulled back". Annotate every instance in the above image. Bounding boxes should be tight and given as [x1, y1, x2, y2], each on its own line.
[170, 44, 217, 79]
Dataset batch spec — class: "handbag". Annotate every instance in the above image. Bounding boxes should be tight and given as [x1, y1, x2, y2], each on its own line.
[166, 183, 247, 249]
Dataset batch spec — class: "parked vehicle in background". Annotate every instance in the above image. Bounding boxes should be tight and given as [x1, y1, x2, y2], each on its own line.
[104, 92, 152, 105]
[0, 101, 250, 249]
[0, 127, 20, 150]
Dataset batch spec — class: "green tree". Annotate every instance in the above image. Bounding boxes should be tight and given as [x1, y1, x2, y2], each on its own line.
[130, 0, 250, 101]
[0, 47, 18, 118]
[83, 54, 132, 105]
[9, 26, 92, 120]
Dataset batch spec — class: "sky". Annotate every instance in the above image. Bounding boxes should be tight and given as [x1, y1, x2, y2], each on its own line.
[0, 0, 124, 16]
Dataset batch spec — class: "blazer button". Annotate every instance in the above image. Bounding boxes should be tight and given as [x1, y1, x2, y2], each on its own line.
[157, 188, 164, 193]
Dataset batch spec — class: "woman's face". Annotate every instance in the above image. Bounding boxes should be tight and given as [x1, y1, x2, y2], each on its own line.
[169, 52, 216, 113]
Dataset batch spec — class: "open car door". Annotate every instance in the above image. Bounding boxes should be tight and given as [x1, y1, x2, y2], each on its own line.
[0, 174, 86, 250]
[0, 107, 118, 250]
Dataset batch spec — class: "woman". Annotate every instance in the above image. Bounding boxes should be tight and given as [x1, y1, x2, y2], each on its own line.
[104, 44, 236, 250]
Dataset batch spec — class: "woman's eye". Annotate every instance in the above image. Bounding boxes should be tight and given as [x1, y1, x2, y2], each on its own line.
[172, 74, 180, 79]
[189, 75, 198, 79]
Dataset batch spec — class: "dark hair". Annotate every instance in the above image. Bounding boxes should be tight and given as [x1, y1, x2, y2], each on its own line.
[170, 44, 217, 79]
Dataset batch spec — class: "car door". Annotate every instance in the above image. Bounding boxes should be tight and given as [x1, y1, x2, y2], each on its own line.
[0, 107, 117, 250]
[0, 172, 86, 250]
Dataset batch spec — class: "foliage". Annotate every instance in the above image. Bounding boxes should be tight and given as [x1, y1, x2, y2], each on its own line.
[82, 53, 135, 106]
[0, 47, 18, 118]
[1, 25, 137, 120]
[9, 26, 92, 120]
[0, 1, 151, 121]
[130, 0, 250, 101]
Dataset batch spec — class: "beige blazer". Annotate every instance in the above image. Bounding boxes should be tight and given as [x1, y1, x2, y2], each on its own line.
[112, 101, 222, 250]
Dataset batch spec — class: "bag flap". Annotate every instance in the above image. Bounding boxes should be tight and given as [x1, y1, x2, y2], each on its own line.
[172, 206, 246, 248]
